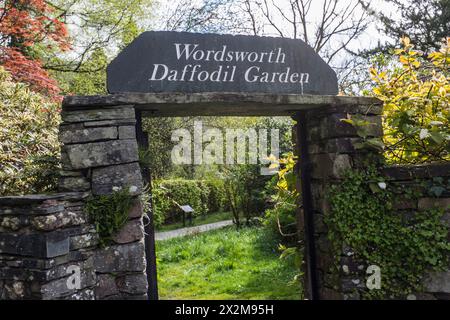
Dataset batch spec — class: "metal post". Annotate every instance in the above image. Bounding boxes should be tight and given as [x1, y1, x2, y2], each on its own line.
[293, 111, 319, 300]
[135, 109, 159, 300]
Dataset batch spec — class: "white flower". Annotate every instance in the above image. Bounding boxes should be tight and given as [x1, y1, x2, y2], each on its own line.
[129, 185, 138, 193]
[429, 121, 444, 126]
[378, 182, 387, 190]
[419, 128, 429, 140]
[112, 186, 121, 192]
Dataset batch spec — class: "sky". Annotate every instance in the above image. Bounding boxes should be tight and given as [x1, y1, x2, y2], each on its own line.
[149, 0, 400, 65]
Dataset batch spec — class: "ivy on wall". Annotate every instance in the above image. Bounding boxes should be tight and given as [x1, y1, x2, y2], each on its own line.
[325, 167, 450, 299]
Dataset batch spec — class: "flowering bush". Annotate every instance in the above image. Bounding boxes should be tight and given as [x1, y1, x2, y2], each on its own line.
[0, 67, 60, 195]
[371, 38, 450, 163]
[370, 37, 449, 164]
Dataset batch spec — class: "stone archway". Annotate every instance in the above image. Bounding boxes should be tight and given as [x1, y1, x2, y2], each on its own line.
[55, 92, 382, 300]
[4, 91, 449, 300]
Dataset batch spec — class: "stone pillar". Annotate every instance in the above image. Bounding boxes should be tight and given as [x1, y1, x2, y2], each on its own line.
[59, 104, 148, 300]
[303, 102, 383, 300]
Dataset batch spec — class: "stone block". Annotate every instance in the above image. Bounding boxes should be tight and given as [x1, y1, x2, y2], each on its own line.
[43, 258, 94, 282]
[59, 170, 84, 177]
[0, 202, 64, 216]
[116, 273, 148, 295]
[0, 216, 26, 231]
[83, 118, 136, 127]
[91, 162, 143, 195]
[0, 232, 69, 258]
[31, 211, 86, 231]
[122, 293, 148, 300]
[63, 139, 139, 170]
[424, 271, 450, 293]
[128, 199, 144, 218]
[93, 241, 146, 273]
[118, 126, 136, 140]
[95, 274, 119, 299]
[113, 219, 144, 244]
[382, 163, 450, 180]
[58, 176, 91, 192]
[310, 153, 353, 179]
[59, 127, 117, 144]
[70, 233, 99, 250]
[61, 106, 135, 123]
[40, 269, 96, 299]
[308, 138, 359, 155]
[418, 198, 450, 210]
[62, 288, 95, 300]
[316, 113, 382, 141]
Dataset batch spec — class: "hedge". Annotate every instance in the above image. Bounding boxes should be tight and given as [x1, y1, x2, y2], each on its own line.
[151, 179, 227, 227]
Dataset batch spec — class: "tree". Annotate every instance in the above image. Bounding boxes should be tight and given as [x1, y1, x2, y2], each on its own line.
[44, 0, 152, 95]
[156, 0, 239, 33]
[0, 0, 70, 99]
[157, 0, 370, 69]
[240, 0, 369, 65]
[360, 0, 450, 54]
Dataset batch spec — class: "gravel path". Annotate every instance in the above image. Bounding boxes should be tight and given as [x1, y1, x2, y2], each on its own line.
[155, 220, 234, 241]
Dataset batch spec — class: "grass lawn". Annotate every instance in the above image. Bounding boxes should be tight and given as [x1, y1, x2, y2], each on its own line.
[156, 211, 233, 232]
[156, 226, 303, 300]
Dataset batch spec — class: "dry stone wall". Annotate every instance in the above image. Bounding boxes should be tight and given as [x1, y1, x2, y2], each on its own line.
[0, 104, 148, 300]
[303, 102, 450, 300]
[1, 94, 449, 300]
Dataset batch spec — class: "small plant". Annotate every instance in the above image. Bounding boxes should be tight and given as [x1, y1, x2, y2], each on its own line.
[85, 187, 134, 247]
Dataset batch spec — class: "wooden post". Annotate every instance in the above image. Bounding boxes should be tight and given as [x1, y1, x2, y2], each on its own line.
[135, 109, 159, 300]
[293, 111, 319, 300]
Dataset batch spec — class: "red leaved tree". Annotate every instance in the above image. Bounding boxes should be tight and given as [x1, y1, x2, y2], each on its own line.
[0, 0, 70, 100]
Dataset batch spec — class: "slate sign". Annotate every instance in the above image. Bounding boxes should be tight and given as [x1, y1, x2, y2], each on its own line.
[179, 205, 194, 213]
[107, 31, 338, 95]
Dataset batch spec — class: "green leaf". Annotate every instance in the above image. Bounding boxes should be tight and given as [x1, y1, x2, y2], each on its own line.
[429, 132, 444, 144]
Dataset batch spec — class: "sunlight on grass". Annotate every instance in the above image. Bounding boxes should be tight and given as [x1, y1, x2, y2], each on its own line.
[156, 226, 302, 300]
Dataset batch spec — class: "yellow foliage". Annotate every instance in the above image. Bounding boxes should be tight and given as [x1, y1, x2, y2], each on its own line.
[370, 38, 450, 164]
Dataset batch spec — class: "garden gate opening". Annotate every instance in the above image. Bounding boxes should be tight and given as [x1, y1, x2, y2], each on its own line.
[0, 31, 385, 300]
[59, 31, 384, 300]
[60, 92, 382, 300]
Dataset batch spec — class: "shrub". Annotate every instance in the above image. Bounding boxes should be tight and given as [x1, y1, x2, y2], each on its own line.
[0, 67, 60, 195]
[370, 37, 449, 164]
